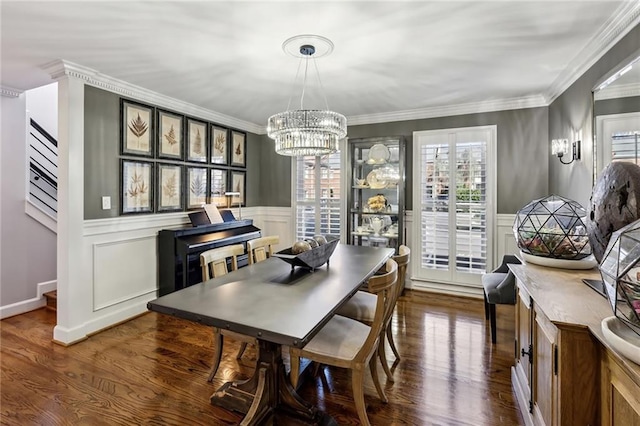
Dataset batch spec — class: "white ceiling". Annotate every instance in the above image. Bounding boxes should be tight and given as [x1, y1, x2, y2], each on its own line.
[1, 1, 637, 130]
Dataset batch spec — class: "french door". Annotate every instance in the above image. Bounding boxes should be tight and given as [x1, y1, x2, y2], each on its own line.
[292, 153, 342, 241]
[413, 126, 496, 289]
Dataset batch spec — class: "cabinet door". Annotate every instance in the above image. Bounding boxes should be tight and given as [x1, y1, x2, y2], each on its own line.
[602, 351, 640, 426]
[513, 284, 533, 410]
[533, 307, 557, 426]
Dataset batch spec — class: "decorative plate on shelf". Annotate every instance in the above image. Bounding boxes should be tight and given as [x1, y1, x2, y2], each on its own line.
[368, 144, 390, 164]
[366, 169, 387, 189]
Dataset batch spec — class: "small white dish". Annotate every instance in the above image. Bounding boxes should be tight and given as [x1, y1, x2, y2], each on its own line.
[601, 316, 640, 365]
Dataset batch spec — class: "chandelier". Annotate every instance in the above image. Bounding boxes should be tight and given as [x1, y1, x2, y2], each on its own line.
[267, 35, 347, 156]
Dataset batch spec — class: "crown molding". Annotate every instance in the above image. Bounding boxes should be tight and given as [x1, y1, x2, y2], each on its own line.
[1, 85, 23, 98]
[545, 1, 640, 104]
[594, 82, 640, 100]
[346, 95, 547, 126]
[40, 60, 264, 134]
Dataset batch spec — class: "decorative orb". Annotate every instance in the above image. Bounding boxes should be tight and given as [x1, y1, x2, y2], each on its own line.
[587, 162, 640, 262]
[513, 194, 591, 260]
[291, 241, 312, 255]
[313, 235, 327, 246]
[599, 218, 640, 336]
[306, 239, 319, 248]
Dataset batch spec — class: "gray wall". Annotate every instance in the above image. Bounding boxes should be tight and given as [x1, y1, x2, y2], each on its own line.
[84, 86, 263, 219]
[1, 94, 57, 305]
[549, 24, 640, 208]
[258, 107, 549, 214]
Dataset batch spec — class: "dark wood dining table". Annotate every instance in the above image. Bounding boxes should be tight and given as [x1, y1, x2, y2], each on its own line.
[147, 243, 394, 425]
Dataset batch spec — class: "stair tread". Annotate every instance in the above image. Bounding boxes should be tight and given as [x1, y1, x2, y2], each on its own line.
[44, 290, 57, 300]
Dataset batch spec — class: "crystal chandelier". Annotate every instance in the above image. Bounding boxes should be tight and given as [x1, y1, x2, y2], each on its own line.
[267, 35, 347, 156]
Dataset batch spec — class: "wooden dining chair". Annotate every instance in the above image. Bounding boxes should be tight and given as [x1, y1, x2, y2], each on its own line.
[199, 244, 255, 382]
[246, 235, 280, 264]
[335, 245, 410, 381]
[289, 258, 398, 426]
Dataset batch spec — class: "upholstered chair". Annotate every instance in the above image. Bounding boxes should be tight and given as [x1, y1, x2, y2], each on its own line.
[482, 254, 521, 344]
[336, 245, 410, 381]
[289, 258, 398, 426]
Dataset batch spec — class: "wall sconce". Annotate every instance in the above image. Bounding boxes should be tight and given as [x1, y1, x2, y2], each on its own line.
[551, 139, 581, 165]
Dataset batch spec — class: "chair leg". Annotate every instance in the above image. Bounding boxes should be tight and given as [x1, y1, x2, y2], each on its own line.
[378, 332, 395, 383]
[386, 325, 401, 361]
[236, 342, 248, 360]
[369, 354, 388, 403]
[352, 367, 371, 426]
[289, 352, 301, 389]
[489, 303, 497, 344]
[207, 330, 224, 382]
[483, 291, 490, 320]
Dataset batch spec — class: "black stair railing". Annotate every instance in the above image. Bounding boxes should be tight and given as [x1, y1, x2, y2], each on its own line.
[28, 118, 58, 217]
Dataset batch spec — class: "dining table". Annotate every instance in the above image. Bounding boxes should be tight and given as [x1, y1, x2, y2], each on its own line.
[147, 243, 394, 425]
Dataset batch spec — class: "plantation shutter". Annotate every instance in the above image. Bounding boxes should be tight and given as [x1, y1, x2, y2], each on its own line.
[611, 132, 639, 165]
[295, 152, 341, 241]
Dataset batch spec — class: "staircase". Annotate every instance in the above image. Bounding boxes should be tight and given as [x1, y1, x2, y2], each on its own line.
[28, 118, 57, 218]
[44, 290, 57, 312]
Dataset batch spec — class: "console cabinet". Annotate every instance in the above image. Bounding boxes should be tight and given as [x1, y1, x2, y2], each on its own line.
[510, 264, 640, 426]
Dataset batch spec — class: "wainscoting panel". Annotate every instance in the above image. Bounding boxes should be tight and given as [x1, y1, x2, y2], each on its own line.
[497, 214, 518, 266]
[92, 236, 157, 311]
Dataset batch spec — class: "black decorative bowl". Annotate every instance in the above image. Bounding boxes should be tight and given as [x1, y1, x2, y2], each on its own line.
[273, 238, 339, 271]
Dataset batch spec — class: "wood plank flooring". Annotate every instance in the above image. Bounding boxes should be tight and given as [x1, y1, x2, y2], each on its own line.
[0, 291, 524, 425]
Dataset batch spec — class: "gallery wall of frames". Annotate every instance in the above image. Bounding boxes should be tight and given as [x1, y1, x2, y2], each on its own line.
[119, 98, 247, 215]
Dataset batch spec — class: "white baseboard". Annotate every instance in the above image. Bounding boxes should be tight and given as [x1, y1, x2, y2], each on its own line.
[409, 278, 483, 299]
[0, 279, 57, 319]
[53, 297, 151, 345]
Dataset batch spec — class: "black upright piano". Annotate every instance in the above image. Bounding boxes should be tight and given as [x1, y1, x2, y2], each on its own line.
[158, 219, 261, 296]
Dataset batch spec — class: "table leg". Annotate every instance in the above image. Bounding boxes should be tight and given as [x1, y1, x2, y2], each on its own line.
[210, 339, 336, 425]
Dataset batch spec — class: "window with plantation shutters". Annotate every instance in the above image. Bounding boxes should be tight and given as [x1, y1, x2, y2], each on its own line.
[413, 126, 495, 288]
[611, 132, 639, 165]
[294, 153, 341, 241]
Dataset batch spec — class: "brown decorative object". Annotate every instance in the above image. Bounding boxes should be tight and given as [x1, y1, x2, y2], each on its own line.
[587, 162, 640, 262]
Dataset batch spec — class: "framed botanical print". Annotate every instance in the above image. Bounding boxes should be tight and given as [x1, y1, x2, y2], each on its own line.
[186, 118, 207, 163]
[187, 166, 208, 209]
[231, 130, 246, 167]
[157, 163, 183, 212]
[157, 109, 184, 160]
[210, 125, 228, 165]
[121, 160, 153, 214]
[229, 170, 245, 206]
[209, 168, 228, 207]
[121, 99, 153, 157]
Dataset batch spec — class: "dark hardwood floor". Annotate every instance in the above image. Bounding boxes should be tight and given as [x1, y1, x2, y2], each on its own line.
[1, 291, 524, 425]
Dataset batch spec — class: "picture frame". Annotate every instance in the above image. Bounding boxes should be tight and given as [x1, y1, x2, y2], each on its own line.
[209, 168, 228, 208]
[229, 170, 246, 206]
[121, 159, 154, 214]
[231, 130, 246, 167]
[121, 99, 154, 157]
[210, 125, 228, 165]
[187, 166, 208, 209]
[186, 118, 208, 163]
[156, 163, 184, 212]
[157, 109, 184, 160]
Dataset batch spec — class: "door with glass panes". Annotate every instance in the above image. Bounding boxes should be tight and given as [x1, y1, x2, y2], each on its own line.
[413, 126, 495, 288]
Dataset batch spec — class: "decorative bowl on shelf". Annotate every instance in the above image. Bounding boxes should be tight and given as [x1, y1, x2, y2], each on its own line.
[513, 194, 595, 269]
[366, 169, 387, 189]
[273, 237, 339, 271]
[599, 218, 640, 339]
[367, 144, 390, 164]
